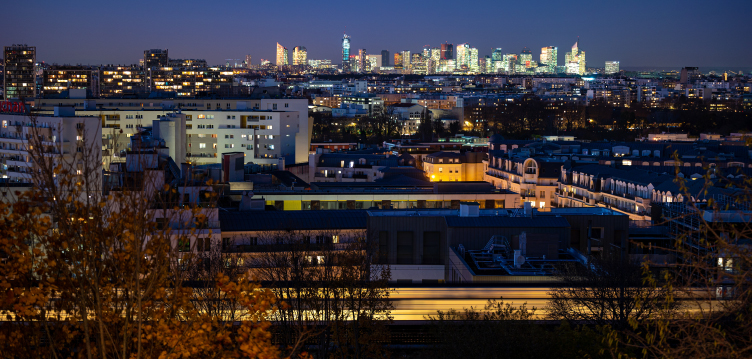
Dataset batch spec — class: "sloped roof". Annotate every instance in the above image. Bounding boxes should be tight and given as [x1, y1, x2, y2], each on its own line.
[572, 164, 674, 186]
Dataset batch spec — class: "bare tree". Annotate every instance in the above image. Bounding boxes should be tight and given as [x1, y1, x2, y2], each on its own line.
[241, 228, 393, 358]
[604, 166, 752, 358]
[0, 111, 281, 358]
[547, 254, 671, 329]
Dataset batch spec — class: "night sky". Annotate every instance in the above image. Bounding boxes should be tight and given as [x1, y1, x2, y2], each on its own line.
[2, 0, 750, 68]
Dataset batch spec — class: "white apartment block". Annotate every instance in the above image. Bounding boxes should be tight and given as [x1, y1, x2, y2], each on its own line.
[70, 109, 304, 167]
[1, 107, 101, 185]
[36, 98, 312, 164]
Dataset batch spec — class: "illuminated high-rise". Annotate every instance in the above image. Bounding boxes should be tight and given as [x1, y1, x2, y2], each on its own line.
[400, 50, 411, 71]
[440, 43, 454, 60]
[144, 49, 168, 92]
[468, 47, 479, 73]
[293, 46, 307, 66]
[276, 43, 288, 67]
[367, 54, 381, 70]
[455, 43, 470, 71]
[394, 52, 403, 70]
[245, 55, 252, 69]
[358, 49, 367, 72]
[564, 38, 586, 75]
[412, 53, 429, 74]
[341, 34, 351, 72]
[3, 44, 36, 100]
[605, 61, 620, 75]
[491, 48, 503, 73]
[540, 46, 558, 73]
[429, 48, 440, 73]
[519, 47, 533, 68]
[501, 54, 517, 73]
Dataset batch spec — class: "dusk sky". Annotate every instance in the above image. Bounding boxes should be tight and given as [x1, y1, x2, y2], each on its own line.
[2, 0, 751, 68]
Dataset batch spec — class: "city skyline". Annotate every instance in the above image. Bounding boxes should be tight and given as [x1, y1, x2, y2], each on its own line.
[1, 0, 750, 68]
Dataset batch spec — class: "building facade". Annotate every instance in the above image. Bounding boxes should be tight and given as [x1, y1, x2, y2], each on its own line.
[41, 65, 94, 97]
[3, 45, 36, 100]
[276, 43, 288, 67]
[341, 34, 351, 72]
[293, 46, 307, 66]
[605, 61, 620, 75]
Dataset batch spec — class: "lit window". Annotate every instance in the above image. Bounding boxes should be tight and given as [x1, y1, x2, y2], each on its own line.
[199, 143, 206, 149]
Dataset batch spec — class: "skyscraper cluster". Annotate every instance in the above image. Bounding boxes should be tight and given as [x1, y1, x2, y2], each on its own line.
[263, 36, 598, 75]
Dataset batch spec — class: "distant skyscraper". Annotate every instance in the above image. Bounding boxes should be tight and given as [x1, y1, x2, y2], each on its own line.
[605, 61, 620, 75]
[381, 50, 390, 67]
[245, 55, 252, 69]
[491, 48, 503, 73]
[441, 43, 454, 60]
[358, 49, 367, 72]
[469, 47, 479, 73]
[394, 53, 403, 70]
[411, 53, 427, 74]
[293, 46, 307, 66]
[367, 54, 382, 69]
[564, 38, 586, 75]
[4, 44, 36, 100]
[342, 34, 351, 72]
[519, 47, 533, 69]
[429, 48, 440, 73]
[502, 54, 517, 73]
[540, 46, 558, 73]
[455, 44, 470, 71]
[400, 50, 411, 71]
[276, 43, 288, 67]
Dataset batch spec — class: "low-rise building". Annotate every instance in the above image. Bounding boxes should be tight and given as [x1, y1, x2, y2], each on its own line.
[423, 151, 484, 182]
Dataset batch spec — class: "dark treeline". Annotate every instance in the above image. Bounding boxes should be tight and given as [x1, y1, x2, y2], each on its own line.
[311, 96, 752, 144]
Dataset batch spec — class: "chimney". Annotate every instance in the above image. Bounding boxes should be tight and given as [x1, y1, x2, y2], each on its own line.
[459, 202, 480, 217]
[180, 163, 192, 182]
[239, 191, 264, 211]
[523, 202, 533, 217]
[519, 232, 527, 255]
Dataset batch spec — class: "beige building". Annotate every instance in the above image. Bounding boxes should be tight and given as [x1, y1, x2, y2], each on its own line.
[423, 152, 484, 182]
[484, 155, 563, 210]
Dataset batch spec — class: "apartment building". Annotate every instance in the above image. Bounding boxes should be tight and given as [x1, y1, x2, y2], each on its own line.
[215, 203, 628, 283]
[0, 105, 101, 185]
[36, 98, 311, 164]
[423, 151, 484, 182]
[3, 45, 36, 100]
[556, 164, 674, 220]
[307, 150, 418, 183]
[485, 143, 563, 210]
[41, 65, 95, 97]
[99, 65, 145, 97]
[71, 108, 301, 166]
[232, 181, 517, 211]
